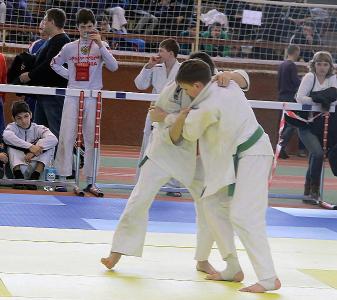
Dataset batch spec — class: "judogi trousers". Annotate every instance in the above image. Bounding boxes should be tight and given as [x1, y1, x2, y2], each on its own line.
[136, 112, 181, 188]
[55, 96, 98, 177]
[202, 155, 277, 281]
[111, 157, 230, 260]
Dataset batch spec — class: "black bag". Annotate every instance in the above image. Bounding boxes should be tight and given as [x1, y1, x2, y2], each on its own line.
[310, 87, 337, 111]
[284, 111, 310, 128]
[284, 73, 316, 128]
[7, 52, 36, 96]
[7, 52, 35, 84]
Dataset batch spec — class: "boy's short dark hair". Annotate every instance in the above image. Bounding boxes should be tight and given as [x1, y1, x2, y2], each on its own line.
[159, 39, 180, 58]
[287, 44, 300, 55]
[45, 8, 66, 29]
[76, 8, 96, 26]
[176, 59, 212, 85]
[209, 22, 222, 30]
[189, 51, 215, 75]
[11, 100, 31, 118]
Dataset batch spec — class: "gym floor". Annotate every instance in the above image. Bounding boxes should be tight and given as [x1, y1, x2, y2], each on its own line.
[0, 145, 336, 299]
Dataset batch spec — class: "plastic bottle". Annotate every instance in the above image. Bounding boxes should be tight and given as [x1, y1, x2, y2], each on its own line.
[44, 159, 56, 192]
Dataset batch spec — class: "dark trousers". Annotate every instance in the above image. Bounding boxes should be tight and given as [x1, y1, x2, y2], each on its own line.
[298, 127, 324, 185]
[278, 97, 305, 151]
[34, 94, 64, 139]
[280, 122, 305, 150]
[24, 95, 37, 116]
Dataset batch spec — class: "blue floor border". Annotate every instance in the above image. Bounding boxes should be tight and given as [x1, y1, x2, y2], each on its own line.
[0, 193, 336, 240]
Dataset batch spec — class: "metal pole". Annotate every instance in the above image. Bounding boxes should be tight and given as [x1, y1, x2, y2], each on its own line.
[318, 113, 336, 209]
[73, 91, 85, 196]
[319, 113, 329, 199]
[194, 0, 202, 52]
[89, 91, 104, 197]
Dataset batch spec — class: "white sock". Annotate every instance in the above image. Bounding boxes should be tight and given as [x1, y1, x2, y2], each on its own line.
[220, 254, 242, 280]
[258, 276, 278, 291]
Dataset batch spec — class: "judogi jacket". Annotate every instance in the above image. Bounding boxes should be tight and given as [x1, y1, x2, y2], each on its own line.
[145, 70, 251, 187]
[134, 60, 181, 94]
[145, 82, 197, 187]
[182, 81, 273, 198]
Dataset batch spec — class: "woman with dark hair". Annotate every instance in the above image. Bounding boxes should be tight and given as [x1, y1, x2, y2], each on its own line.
[296, 51, 337, 203]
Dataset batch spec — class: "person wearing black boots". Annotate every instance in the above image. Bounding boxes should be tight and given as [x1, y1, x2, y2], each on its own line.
[296, 51, 337, 204]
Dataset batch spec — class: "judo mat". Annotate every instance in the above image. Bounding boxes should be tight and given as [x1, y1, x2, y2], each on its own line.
[0, 145, 336, 299]
[0, 194, 337, 299]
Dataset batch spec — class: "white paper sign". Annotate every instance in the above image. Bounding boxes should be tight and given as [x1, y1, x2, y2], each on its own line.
[242, 10, 262, 26]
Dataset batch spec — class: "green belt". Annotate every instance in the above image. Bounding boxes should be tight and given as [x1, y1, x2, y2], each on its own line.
[138, 155, 149, 168]
[228, 126, 264, 196]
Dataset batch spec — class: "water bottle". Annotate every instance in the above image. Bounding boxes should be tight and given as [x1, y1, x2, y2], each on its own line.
[44, 159, 56, 192]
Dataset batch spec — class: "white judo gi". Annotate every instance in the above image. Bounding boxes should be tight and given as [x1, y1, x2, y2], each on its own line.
[51, 39, 118, 177]
[134, 60, 181, 189]
[3, 122, 58, 176]
[181, 81, 277, 281]
[110, 82, 214, 259]
[111, 71, 251, 260]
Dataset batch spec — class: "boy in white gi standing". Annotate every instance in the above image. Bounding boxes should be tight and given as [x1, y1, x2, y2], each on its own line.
[3, 101, 58, 189]
[134, 38, 182, 196]
[51, 8, 118, 191]
[169, 60, 281, 293]
[101, 53, 250, 275]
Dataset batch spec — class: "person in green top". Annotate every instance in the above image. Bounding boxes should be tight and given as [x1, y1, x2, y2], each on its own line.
[179, 20, 197, 55]
[201, 22, 230, 57]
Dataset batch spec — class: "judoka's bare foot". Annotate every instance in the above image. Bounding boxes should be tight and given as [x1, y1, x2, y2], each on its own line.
[196, 260, 217, 274]
[239, 278, 281, 293]
[101, 252, 122, 269]
[206, 270, 244, 282]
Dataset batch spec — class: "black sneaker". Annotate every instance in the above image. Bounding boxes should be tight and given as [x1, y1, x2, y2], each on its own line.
[13, 170, 27, 189]
[55, 186, 67, 192]
[302, 183, 319, 205]
[279, 149, 290, 159]
[166, 191, 182, 197]
[83, 184, 92, 192]
[302, 198, 318, 205]
[83, 184, 104, 197]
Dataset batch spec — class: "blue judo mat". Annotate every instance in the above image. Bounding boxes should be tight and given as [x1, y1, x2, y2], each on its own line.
[0, 193, 337, 240]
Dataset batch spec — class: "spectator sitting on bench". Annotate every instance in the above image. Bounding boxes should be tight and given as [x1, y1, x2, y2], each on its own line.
[201, 22, 230, 57]
[99, 16, 145, 52]
[3, 101, 58, 190]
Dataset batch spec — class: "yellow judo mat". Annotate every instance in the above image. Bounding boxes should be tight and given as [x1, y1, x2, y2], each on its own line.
[0, 226, 336, 300]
